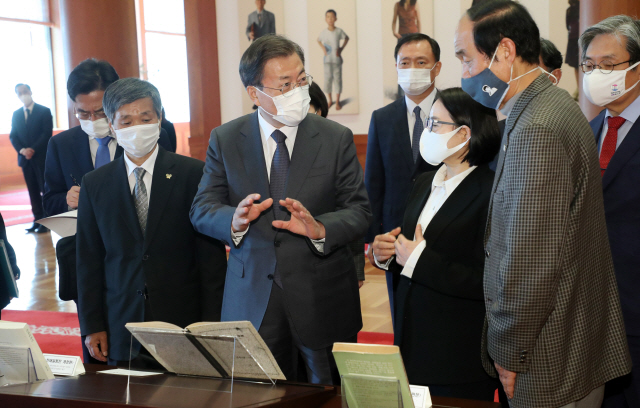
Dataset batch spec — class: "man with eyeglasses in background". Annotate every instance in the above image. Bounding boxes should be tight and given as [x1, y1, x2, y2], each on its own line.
[581, 15, 640, 408]
[190, 34, 371, 385]
[10, 83, 53, 233]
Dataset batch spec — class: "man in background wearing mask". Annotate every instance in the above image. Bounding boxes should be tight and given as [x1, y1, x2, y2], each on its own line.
[456, 2, 631, 407]
[9, 83, 53, 233]
[190, 35, 371, 385]
[76, 78, 227, 368]
[581, 15, 640, 408]
[364, 33, 441, 323]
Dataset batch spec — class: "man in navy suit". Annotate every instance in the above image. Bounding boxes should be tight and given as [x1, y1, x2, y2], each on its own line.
[9, 84, 53, 233]
[365, 33, 441, 322]
[246, 0, 275, 42]
[77, 78, 226, 368]
[582, 16, 640, 408]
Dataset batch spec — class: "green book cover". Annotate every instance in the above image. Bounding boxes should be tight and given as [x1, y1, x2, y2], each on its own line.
[332, 343, 414, 408]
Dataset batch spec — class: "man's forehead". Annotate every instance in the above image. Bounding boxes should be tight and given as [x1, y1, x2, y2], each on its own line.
[585, 34, 628, 58]
[454, 15, 474, 51]
[398, 41, 434, 60]
[264, 55, 304, 76]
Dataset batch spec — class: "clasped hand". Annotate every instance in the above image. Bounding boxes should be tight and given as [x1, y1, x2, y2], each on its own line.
[232, 194, 325, 239]
[371, 224, 424, 267]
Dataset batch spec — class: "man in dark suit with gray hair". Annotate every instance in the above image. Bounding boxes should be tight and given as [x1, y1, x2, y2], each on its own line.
[190, 34, 371, 385]
[246, 0, 275, 42]
[455, 1, 631, 407]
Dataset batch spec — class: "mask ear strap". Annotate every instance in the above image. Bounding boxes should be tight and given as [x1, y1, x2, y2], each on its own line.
[488, 43, 501, 69]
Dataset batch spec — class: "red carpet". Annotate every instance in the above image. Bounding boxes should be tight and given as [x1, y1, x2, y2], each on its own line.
[1, 310, 82, 360]
[357, 331, 394, 345]
[0, 188, 34, 227]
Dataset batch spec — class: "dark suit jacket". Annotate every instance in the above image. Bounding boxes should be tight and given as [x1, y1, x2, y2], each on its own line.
[76, 147, 227, 361]
[0, 213, 20, 310]
[9, 103, 53, 168]
[364, 96, 438, 243]
[190, 111, 371, 350]
[43, 126, 175, 216]
[246, 10, 276, 40]
[591, 108, 640, 336]
[392, 165, 494, 385]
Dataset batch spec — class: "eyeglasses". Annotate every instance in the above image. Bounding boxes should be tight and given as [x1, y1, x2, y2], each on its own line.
[75, 109, 107, 121]
[258, 75, 313, 97]
[426, 118, 458, 133]
[580, 60, 633, 74]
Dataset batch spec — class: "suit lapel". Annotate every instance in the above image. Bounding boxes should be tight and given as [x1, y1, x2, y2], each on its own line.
[237, 112, 272, 218]
[603, 118, 640, 189]
[114, 156, 144, 241]
[403, 173, 435, 239]
[424, 168, 482, 244]
[394, 98, 414, 170]
[115, 144, 124, 159]
[143, 148, 175, 250]
[72, 128, 94, 174]
[285, 119, 321, 201]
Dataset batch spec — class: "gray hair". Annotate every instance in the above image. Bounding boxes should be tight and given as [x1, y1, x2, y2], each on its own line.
[103, 77, 162, 123]
[579, 15, 640, 65]
[239, 34, 305, 88]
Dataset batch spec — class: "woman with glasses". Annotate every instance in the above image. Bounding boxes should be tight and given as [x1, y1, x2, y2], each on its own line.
[371, 87, 501, 401]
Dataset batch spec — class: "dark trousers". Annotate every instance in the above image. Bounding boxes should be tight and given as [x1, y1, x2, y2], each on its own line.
[22, 160, 45, 221]
[258, 282, 356, 385]
[602, 335, 640, 408]
[428, 378, 500, 403]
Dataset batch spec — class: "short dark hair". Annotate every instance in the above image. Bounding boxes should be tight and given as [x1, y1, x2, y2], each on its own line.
[67, 58, 119, 101]
[239, 34, 305, 88]
[15, 83, 31, 92]
[103, 78, 162, 123]
[540, 38, 563, 71]
[394, 33, 441, 62]
[467, 0, 540, 65]
[308, 82, 329, 118]
[437, 87, 501, 166]
[326, 9, 336, 17]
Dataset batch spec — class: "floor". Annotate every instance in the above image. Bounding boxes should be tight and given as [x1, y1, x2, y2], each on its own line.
[4, 223, 393, 333]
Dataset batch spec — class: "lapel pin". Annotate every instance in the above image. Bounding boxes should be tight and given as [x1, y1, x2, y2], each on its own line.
[166, 174, 172, 179]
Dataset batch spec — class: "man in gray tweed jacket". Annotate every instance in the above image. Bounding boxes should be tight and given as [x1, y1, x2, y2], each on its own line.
[455, 2, 631, 407]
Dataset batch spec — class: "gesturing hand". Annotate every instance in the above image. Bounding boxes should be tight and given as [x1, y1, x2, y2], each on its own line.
[271, 198, 326, 240]
[372, 227, 402, 264]
[495, 362, 517, 399]
[232, 194, 273, 233]
[395, 224, 425, 266]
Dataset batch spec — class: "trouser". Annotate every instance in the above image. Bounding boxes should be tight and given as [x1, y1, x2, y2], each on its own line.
[557, 385, 604, 408]
[258, 282, 356, 385]
[22, 160, 45, 221]
[602, 335, 640, 408]
[324, 61, 343, 94]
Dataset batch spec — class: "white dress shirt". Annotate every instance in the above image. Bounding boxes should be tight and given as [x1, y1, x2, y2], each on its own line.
[88, 135, 117, 167]
[23, 101, 34, 121]
[231, 110, 325, 251]
[599, 94, 640, 153]
[123, 144, 159, 207]
[405, 89, 437, 146]
[374, 165, 477, 278]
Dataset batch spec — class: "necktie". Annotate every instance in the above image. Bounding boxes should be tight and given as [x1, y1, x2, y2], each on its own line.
[269, 130, 289, 288]
[94, 136, 112, 169]
[600, 116, 626, 177]
[412, 106, 423, 163]
[258, 13, 262, 24]
[269, 130, 290, 221]
[25, 108, 31, 124]
[133, 167, 148, 235]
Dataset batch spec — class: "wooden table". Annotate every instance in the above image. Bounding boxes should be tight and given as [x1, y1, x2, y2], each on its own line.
[0, 365, 500, 408]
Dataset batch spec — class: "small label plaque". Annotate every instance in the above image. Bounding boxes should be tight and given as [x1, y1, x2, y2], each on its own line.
[44, 354, 84, 376]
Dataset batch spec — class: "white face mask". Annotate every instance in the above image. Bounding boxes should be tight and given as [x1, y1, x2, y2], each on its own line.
[114, 123, 160, 158]
[256, 86, 311, 127]
[397, 67, 435, 96]
[583, 61, 640, 107]
[419, 125, 468, 166]
[79, 118, 112, 138]
[19, 94, 32, 106]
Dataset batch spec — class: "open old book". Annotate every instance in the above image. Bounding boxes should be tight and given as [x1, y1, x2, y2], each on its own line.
[125, 321, 285, 381]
